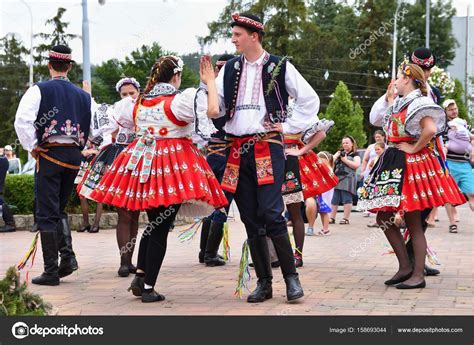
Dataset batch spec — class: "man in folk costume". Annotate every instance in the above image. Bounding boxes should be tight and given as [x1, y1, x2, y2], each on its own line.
[15, 45, 92, 286]
[215, 13, 320, 303]
[198, 54, 236, 267]
[369, 47, 443, 277]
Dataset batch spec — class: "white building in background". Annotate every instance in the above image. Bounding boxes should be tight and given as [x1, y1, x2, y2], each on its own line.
[447, 15, 473, 118]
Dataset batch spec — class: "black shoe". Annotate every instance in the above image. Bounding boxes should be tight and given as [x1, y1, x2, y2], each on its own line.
[271, 261, 280, 268]
[247, 234, 273, 303]
[128, 275, 144, 297]
[77, 224, 91, 233]
[118, 265, 130, 277]
[384, 271, 413, 286]
[396, 280, 426, 289]
[204, 221, 226, 267]
[128, 264, 137, 274]
[198, 218, 211, 263]
[58, 257, 78, 278]
[270, 233, 304, 301]
[247, 279, 273, 303]
[0, 224, 16, 232]
[31, 273, 59, 286]
[424, 265, 440, 276]
[142, 290, 165, 303]
[89, 225, 99, 233]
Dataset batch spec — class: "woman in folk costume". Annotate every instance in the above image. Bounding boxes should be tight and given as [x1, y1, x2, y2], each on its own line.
[358, 63, 465, 289]
[90, 56, 228, 302]
[77, 77, 142, 277]
[281, 113, 338, 267]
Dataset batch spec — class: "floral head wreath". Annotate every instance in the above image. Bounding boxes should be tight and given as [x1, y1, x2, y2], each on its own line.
[167, 55, 184, 75]
[115, 77, 140, 92]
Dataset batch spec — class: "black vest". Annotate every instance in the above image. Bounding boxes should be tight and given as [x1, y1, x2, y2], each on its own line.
[223, 54, 289, 124]
[35, 79, 91, 149]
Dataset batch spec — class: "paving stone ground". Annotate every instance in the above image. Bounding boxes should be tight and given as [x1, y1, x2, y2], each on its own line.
[1, 204, 472, 316]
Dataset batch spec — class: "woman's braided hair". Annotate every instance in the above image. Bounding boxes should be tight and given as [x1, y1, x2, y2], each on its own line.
[144, 56, 182, 94]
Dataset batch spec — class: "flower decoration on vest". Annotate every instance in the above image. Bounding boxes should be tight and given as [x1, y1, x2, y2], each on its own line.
[234, 60, 240, 71]
[159, 127, 168, 136]
[265, 56, 289, 96]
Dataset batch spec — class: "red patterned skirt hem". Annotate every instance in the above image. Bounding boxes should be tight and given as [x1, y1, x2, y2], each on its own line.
[299, 150, 339, 199]
[89, 138, 228, 215]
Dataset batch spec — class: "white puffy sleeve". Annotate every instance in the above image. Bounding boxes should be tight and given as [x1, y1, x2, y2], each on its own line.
[370, 94, 389, 127]
[14, 85, 41, 152]
[282, 61, 320, 134]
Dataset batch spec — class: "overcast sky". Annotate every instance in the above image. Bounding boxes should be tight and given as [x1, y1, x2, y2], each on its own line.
[0, 0, 471, 65]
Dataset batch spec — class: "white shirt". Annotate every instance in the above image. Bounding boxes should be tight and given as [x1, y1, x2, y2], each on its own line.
[369, 82, 438, 127]
[109, 84, 208, 133]
[14, 84, 96, 152]
[215, 51, 320, 136]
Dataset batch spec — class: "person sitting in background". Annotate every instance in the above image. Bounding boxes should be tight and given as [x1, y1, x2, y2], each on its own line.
[0, 154, 16, 232]
[4, 145, 21, 174]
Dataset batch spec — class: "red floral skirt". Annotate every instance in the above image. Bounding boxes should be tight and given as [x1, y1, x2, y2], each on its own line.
[298, 149, 339, 200]
[89, 138, 228, 217]
[358, 146, 466, 213]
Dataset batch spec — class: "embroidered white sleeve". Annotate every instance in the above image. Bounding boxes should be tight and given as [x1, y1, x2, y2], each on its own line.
[170, 88, 197, 123]
[14, 85, 41, 152]
[112, 97, 136, 129]
[193, 87, 217, 140]
[282, 61, 320, 134]
[405, 97, 447, 137]
[215, 67, 226, 119]
[370, 94, 389, 127]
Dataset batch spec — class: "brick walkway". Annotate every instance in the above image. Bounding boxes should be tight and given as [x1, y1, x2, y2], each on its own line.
[1, 205, 472, 316]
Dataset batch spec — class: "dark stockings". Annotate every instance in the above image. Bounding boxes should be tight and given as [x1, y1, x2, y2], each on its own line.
[116, 208, 140, 266]
[287, 202, 305, 256]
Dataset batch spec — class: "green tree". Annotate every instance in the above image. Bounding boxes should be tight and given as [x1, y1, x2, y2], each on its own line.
[398, 0, 457, 68]
[0, 34, 29, 147]
[318, 81, 367, 153]
[92, 43, 199, 103]
[34, 7, 81, 83]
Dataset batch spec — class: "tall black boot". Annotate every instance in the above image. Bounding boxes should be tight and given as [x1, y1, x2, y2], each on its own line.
[32, 231, 60, 286]
[204, 221, 226, 267]
[247, 235, 273, 303]
[198, 217, 211, 263]
[58, 217, 78, 278]
[0, 203, 16, 232]
[270, 233, 304, 301]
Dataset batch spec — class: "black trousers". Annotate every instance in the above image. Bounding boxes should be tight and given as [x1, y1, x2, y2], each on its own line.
[0, 195, 15, 225]
[207, 151, 233, 223]
[137, 204, 181, 287]
[230, 141, 287, 239]
[36, 146, 82, 233]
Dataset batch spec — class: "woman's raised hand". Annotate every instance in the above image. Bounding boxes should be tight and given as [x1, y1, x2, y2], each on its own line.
[200, 55, 214, 85]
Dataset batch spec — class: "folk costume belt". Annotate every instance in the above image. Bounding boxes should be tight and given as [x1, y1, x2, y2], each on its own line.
[207, 143, 227, 157]
[221, 131, 283, 193]
[36, 143, 81, 172]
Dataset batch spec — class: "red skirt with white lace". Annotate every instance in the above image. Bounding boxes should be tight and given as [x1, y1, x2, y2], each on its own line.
[299, 149, 339, 199]
[89, 137, 228, 217]
[358, 146, 466, 212]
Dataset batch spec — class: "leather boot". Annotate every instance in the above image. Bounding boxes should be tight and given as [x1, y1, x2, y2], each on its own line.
[32, 231, 60, 286]
[247, 235, 273, 303]
[271, 233, 304, 301]
[58, 217, 78, 278]
[198, 217, 211, 263]
[204, 221, 226, 266]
